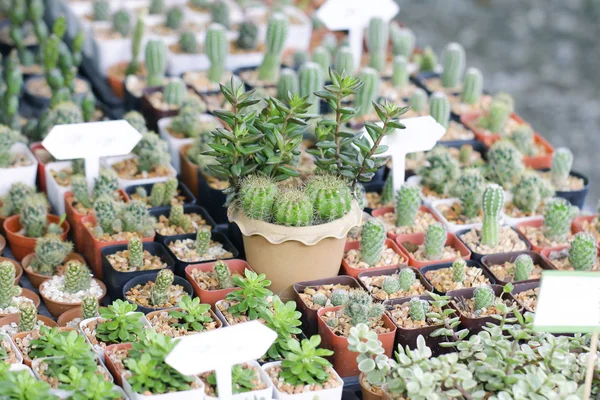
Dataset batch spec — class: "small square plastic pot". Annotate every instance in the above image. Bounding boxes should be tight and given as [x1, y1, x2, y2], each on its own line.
[419, 259, 495, 295]
[481, 250, 555, 286]
[511, 281, 540, 313]
[101, 242, 176, 299]
[149, 204, 217, 244]
[447, 285, 521, 334]
[163, 231, 239, 276]
[141, 86, 201, 132]
[538, 169, 590, 210]
[396, 232, 471, 269]
[340, 239, 409, 278]
[371, 206, 442, 241]
[293, 275, 362, 337]
[121, 271, 194, 314]
[455, 227, 531, 262]
[185, 259, 253, 310]
[124, 181, 196, 212]
[357, 266, 432, 302]
[515, 219, 571, 253]
[104, 342, 131, 387]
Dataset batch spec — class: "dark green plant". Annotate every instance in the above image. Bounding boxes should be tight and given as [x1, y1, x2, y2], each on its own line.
[225, 269, 272, 319]
[236, 21, 258, 50]
[95, 300, 145, 345]
[168, 295, 213, 332]
[279, 335, 333, 386]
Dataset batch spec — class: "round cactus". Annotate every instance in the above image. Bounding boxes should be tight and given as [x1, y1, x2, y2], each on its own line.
[93, 0, 110, 21]
[257, 13, 289, 82]
[430, 92, 450, 129]
[514, 254, 533, 281]
[272, 189, 313, 227]
[343, 290, 383, 326]
[360, 219, 386, 266]
[277, 68, 299, 100]
[461, 67, 483, 105]
[312, 292, 327, 307]
[149, 0, 164, 14]
[409, 297, 428, 321]
[205, 23, 227, 84]
[334, 46, 354, 75]
[151, 269, 174, 306]
[356, 67, 380, 117]
[543, 197, 577, 243]
[145, 40, 167, 87]
[112, 9, 131, 37]
[366, 17, 388, 73]
[305, 175, 352, 223]
[390, 24, 415, 58]
[398, 268, 416, 291]
[128, 236, 144, 269]
[481, 184, 504, 248]
[382, 276, 401, 295]
[211, 0, 230, 29]
[569, 232, 597, 271]
[179, 31, 199, 54]
[49, 101, 84, 127]
[395, 185, 420, 227]
[451, 168, 484, 219]
[409, 88, 427, 113]
[166, 6, 184, 30]
[311, 46, 331, 76]
[487, 141, 525, 188]
[236, 21, 258, 50]
[551, 147, 573, 189]
[510, 125, 535, 157]
[425, 222, 446, 261]
[299, 62, 323, 115]
[474, 285, 495, 312]
[238, 175, 279, 222]
[452, 258, 466, 283]
[440, 42, 465, 89]
[163, 78, 186, 106]
[485, 96, 513, 133]
[392, 55, 409, 89]
[331, 289, 349, 306]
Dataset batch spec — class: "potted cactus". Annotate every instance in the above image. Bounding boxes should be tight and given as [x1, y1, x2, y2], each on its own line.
[0, 125, 37, 197]
[358, 266, 432, 302]
[417, 42, 465, 94]
[0, 183, 35, 235]
[409, 146, 460, 204]
[481, 251, 555, 285]
[167, 31, 204, 77]
[447, 67, 490, 116]
[379, 55, 419, 101]
[541, 232, 598, 271]
[56, 295, 101, 329]
[428, 92, 475, 143]
[538, 147, 590, 208]
[124, 39, 169, 112]
[126, 179, 196, 210]
[503, 171, 553, 227]
[0, 261, 40, 318]
[151, 204, 215, 241]
[122, 269, 193, 314]
[146, 295, 221, 338]
[420, 258, 494, 294]
[572, 200, 600, 243]
[0, 303, 57, 340]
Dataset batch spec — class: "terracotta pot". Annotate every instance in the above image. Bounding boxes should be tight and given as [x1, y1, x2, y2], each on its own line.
[293, 275, 362, 337]
[571, 215, 596, 238]
[539, 245, 571, 270]
[65, 189, 130, 254]
[357, 266, 433, 301]
[106, 61, 146, 99]
[146, 307, 222, 332]
[0, 257, 22, 285]
[317, 306, 397, 378]
[21, 252, 86, 289]
[104, 342, 132, 386]
[371, 206, 441, 241]
[2, 316, 59, 367]
[511, 281, 540, 312]
[515, 219, 570, 253]
[185, 259, 253, 310]
[3, 215, 70, 261]
[340, 239, 409, 278]
[395, 232, 471, 268]
[80, 215, 155, 279]
[0, 234, 5, 255]
[39, 278, 107, 317]
[0, 217, 5, 236]
[480, 250, 556, 286]
[29, 142, 48, 193]
[381, 384, 394, 400]
[56, 306, 82, 327]
[359, 373, 383, 400]
[179, 144, 199, 197]
[0, 289, 41, 317]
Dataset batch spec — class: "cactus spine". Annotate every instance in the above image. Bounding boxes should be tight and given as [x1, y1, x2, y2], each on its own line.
[360, 219, 386, 266]
[128, 237, 144, 269]
[430, 92, 450, 129]
[82, 295, 99, 319]
[205, 23, 227, 84]
[163, 78, 186, 106]
[145, 40, 167, 87]
[21, 194, 49, 238]
[390, 24, 415, 58]
[481, 184, 504, 248]
[395, 185, 420, 227]
[425, 222, 446, 260]
[366, 17, 388, 73]
[356, 67, 380, 117]
[409, 88, 427, 113]
[551, 147, 573, 189]
[299, 62, 323, 115]
[0, 261, 20, 309]
[461, 67, 483, 105]
[543, 197, 577, 243]
[277, 68, 299, 100]
[510, 125, 535, 157]
[399, 268, 416, 291]
[151, 269, 174, 306]
[514, 254, 533, 281]
[382, 276, 400, 295]
[238, 175, 278, 222]
[409, 297, 428, 321]
[569, 232, 597, 271]
[214, 261, 233, 289]
[452, 259, 466, 283]
[257, 13, 289, 82]
[272, 189, 313, 227]
[440, 42, 465, 89]
[195, 228, 211, 255]
[334, 46, 354, 75]
[305, 175, 352, 223]
[474, 285, 495, 312]
[392, 55, 409, 89]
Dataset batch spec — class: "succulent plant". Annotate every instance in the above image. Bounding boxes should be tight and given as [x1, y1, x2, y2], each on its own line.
[361, 219, 386, 266]
[112, 9, 131, 37]
[166, 6, 184, 30]
[163, 78, 186, 107]
[0, 261, 20, 309]
[473, 285, 495, 312]
[543, 197, 577, 243]
[379, 173, 394, 205]
[513, 254, 533, 281]
[409, 88, 427, 112]
[348, 323, 393, 387]
[30, 235, 73, 276]
[334, 46, 354, 75]
[257, 13, 289, 82]
[211, 0, 230, 28]
[1, 183, 33, 217]
[366, 17, 388, 73]
[425, 222, 446, 260]
[430, 91, 450, 129]
[440, 42, 465, 89]
[511, 172, 554, 214]
[0, 125, 19, 168]
[48, 101, 84, 129]
[330, 289, 348, 306]
[452, 258, 466, 283]
[461, 67, 483, 105]
[398, 268, 415, 291]
[151, 269, 174, 306]
[551, 147, 573, 189]
[93, 0, 110, 21]
[481, 94, 514, 133]
[238, 175, 278, 222]
[195, 228, 211, 255]
[395, 185, 420, 227]
[356, 67, 380, 117]
[392, 55, 409, 89]
[417, 146, 460, 195]
[279, 336, 333, 387]
[128, 236, 144, 269]
[310, 46, 330, 76]
[409, 297, 428, 321]
[208, 261, 232, 290]
[169, 204, 190, 230]
[124, 111, 147, 134]
[82, 295, 99, 320]
[481, 184, 504, 248]
[236, 21, 258, 50]
[508, 124, 535, 157]
[450, 168, 485, 219]
[272, 189, 313, 227]
[416, 46, 437, 72]
[205, 23, 227, 84]
[390, 24, 415, 58]
[179, 31, 199, 54]
[63, 260, 91, 294]
[18, 302, 37, 332]
[134, 132, 171, 173]
[486, 140, 524, 188]
[343, 290, 384, 327]
[305, 175, 352, 223]
[145, 40, 167, 87]
[568, 232, 597, 271]
[0, 51, 23, 130]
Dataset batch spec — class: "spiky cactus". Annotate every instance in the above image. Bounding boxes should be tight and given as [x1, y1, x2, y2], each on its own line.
[392, 55, 409, 89]
[195, 229, 211, 255]
[543, 197, 577, 243]
[299, 62, 323, 115]
[452, 259, 466, 283]
[163, 78, 186, 107]
[211, 0, 230, 28]
[312, 292, 327, 306]
[425, 223, 446, 261]
[135, 132, 171, 172]
[21, 194, 49, 238]
[128, 237, 144, 270]
[430, 92, 450, 129]
[382, 276, 400, 295]
[450, 169, 484, 219]
[409, 297, 428, 321]
[112, 9, 131, 37]
[334, 46, 354, 75]
[551, 147, 573, 189]
[2, 183, 33, 217]
[487, 141, 524, 188]
[484, 95, 513, 133]
[166, 6, 183, 30]
[169, 204, 190, 230]
[257, 13, 289, 82]
[236, 21, 258, 50]
[149, 0, 164, 14]
[399, 268, 416, 291]
[510, 125, 535, 157]
[63, 260, 90, 294]
[94, 195, 118, 235]
[151, 269, 174, 306]
[272, 189, 313, 227]
[409, 88, 427, 113]
[145, 40, 167, 87]
[417, 46, 437, 72]
[82, 295, 99, 320]
[31, 236, 72, 276]
[0, 261, 20, 309]
[277, 68, 299, 100]
[440, 42, 465, 89]
[569, 232, 597, 271]
[395, 185, 420, 227]
[214, 261, 233, 289]
[48, 102, 84, 127]
[0, 126, 19, 168]
[149, 183, 166, 207]
[179, 31, 199, 54]
[331, 289, 348, 306]
[238, 175, 278, 222]
[417, 146, 460, 195]
[305, 175, 352, 223]
[163, 179, 178, 204]
[514, 254, 533, 281]
[311, 46, 331, 76]
[343, 290, 384, 327]
[461, 67, 483, 105]
[474, 285, 495, 312]
[481, 184, 504, 248]
[366, 17, 388, 73]
[360, 219, 386, 266]
[356, 67, 380, 117]
[511, 172, 553, 214]
[18, 302, 37, 333]
[390, 24, 415, 58]
[71, 175, 92, 209]
[205, 23, 227, 84]
[124, 111, 147, 134]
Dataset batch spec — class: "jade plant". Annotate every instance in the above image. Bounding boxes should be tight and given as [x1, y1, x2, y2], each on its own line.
[361, 219, 386, 266]
[461, 67, 483, 105]
[95, 300, 145, 344]
[440, 42, 465, 89]
[225, 269, 272, 319]
[514, 254, 533, 281]
[450, 168, 485, 219]
[257, 13, 289, 82]
[1, 182, 34, 217]
[511, 172, 554, 214]
[151, 269, 174, 306]
[0, 261, 20, 309]
[390, 24, 415, 58]
[551, 147, 573, 189]
[424, 222, 446, 260]
[486, 140, 524, 188]
[481, 184, 504, 247]
[29, 235, 73, 276]
[168, 295, 213, 332]
[261, 296, 303, 360]
[568, 232, 597, 271]
[278, 336, 334, 387]
[542, 197, 577, 243]
[417, 146, 460, 195]
[18, 302, 37, 333]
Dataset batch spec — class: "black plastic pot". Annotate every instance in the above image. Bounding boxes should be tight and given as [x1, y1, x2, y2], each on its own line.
[196, 171, 228, 224]
[101, 242, 176, 299]
[480, 250, 555, 286]
[455, 227, 531, 262]
[419, 259, 496, 295]
[149, 204, 216, 244]
[538, 168, 590, 209]
[122, 271, 193, 314]
[125, 181, 196, 212]
[162, 231, 239, 276]
[23, 75, 88, 114]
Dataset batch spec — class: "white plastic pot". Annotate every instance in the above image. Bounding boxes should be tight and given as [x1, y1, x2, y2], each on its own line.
[0, 143, 38, 196]
[0, 332, 23, 364]
[261, 361, 343, 400]
[45, 161, 72, 216]
[123, 375, 205, 400]
[9, 363, 34, 375]
[246, 5, 311, 52]
[204, 360, 273, 400]
[405, 175, 450, 206]
[430, 198, 483, 234]
[89, 21, 133, 77]
[102, 154, 177, 189]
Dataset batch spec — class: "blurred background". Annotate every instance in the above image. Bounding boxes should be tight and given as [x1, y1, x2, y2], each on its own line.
[395, 0, 600, 209]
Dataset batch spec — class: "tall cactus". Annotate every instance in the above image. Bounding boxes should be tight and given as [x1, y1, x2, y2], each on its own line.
[163, 78, 186, 106]
[257, 13, 289, 82]
[390, 24, 415, 58]
[128, 236, 144, 269]
[481, 184, 504, 248]
[395, 185, 420, 227]
[195, 228, 211, 255]
[430, 92, 450, 129]
[409, 297, 428, 321]
[543, 197, 577, 243]
[551, 147, 573, 189]
[399, 268, 416, 291]
[0, 261, 20, 309]
[126, 14, 145, 76]
[391, 55, 409, 89]
[452, 259, 466, 283]
[334, 46, 354, 75]
[18, 302, 37, 332]
[360, 219, 386, 266]
[568, 232, 597, 271]
[311, 46, 331, 77]
[151, 269, 174, 306]
[214, 261, 233, 289]
[409, 88, 427, 113]
[366, 17, 388, 73]
[474, 285, 495, 312]
[380, 173, 394, 205]
[277, 68, 299, 100]
[461, 67, 483, 105]
[356, 67, 380, 117]
[440, 42, 465, 89]
[299, 62, 323, 115]
[424, 222, 446, 260]
[145, 40, 167, 87]
[205, 23, 227, 84]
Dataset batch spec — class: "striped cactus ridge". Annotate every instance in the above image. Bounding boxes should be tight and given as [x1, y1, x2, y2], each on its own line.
[429, 91, 450, 129]
[299, 62, 323, 114]
[440, 42, 466, 88]
[205, 23, 228, 83]
[145, 39, 167, 87]
[461, 67, 483, 105]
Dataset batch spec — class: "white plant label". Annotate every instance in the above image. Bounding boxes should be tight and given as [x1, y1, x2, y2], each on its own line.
[166, 321, 277, 400]
[42, 120, 142, 191]
[316, 0, 399, 71]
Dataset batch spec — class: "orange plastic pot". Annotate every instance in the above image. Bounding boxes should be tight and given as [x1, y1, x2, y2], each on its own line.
[395, 232, 471, 268]
[539, 245, 571, 269]
[80, 215, 155, 279]
[39, 278, 106, 317]
[29, 142, 48, 193]
[371, 206, 441, 241]
[460, 111, 497, 147]
[56, 307, 82, 327]
[317, 306, 397, 378]
[21, 252, 86, 289]
[0, 257, 22, 285]
[509, 114, 554, 169]
[0, 288, 40, 318]
[185, 259, 253, 310]
[3, 215, 70, 261]
[340, 239, 409, 278]
[104, 342, 132, 386]
[515, 219, 570, 253]
[571, 215, 596, 238]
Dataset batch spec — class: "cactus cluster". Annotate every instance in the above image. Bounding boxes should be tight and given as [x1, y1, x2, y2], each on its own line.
[450, 169, 485, 219]
[145, 40, 168, 87]
[417, 146, 460, 195]
[551, 147, 573, 189]
[395, 185, 420, 227]
[511, 172, 553, 214]
[299, 62, 323, 115]
[461, 67, 483, 105]
[514, 254, 533, 281]
[360, 219, 386, 266]
[473, 285, 495, 313]
[257, 13, 289, 82]
[236, 21, 258, 50]
[480, 94, 514, 133]
[356, 67, 381, 117]
[72, 169, 119, 210]
[343, 290, 385, 327]
[21, 194, 60, 238]
[486, 141, 524, 188]
[30, 236, 73, 276]
[440, 42, 465, 89]
[205, 23, 228, 84]
[134, 132, 171, 173]
[0, 125, 19, 168]
[124, 111, 148, 134]
[367, 17, 388, 73]
[0, 261, 21, 309]
[213, 261, 233, 289]
[568, 232, 597, 271]
[277, 68, 299, 100]
[452, 259, 466, 283]
[543, 197, 577, 243]
[195, 228, 211, 255]
[429, 92, 450, 129]
[390, 24, 415, 58]
[63, 260, 91, 294]
[151, 269, 174, 306]
[238, 175, 278, 222]
[1, 183, 34, 217]
[272, 189, 313, 227]
[169, 204, 191, 230]
[481, 184, 504, 248]
[409, 297, 429, 321]
[93, 197, 156, 238]
[170, 106, 219, 139]
[425, 222, 446, 260]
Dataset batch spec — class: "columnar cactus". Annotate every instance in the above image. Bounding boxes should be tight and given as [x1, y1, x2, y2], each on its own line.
[551, 147, 573, 189]
[487, 141, 525, 188]
[485, 95, 513, 133]
[331, 289, 349, 306]
[112, 9, 131, 37]
[399, 268, 416, 291]
[366, 17, 388, 73]
[238, 175, 278, 222]
[305, 175, 352, 223]
[417, 146, 460, 195]
[395, 185, 420, 227]
[425, 222, 446, 260]
[461, 67, 483, 105]
[312, 292, 327, 306]
[163, 179, 178, 204]
[0, 261, 20, 309]
[514, 254, 533, 281]
[236, 21, 258, 50]
[166, 7, 184, 30]
[334, 46, 354, 74]
[474, 285, 495, 312]
[163, 78, 186, 107]
[440, 42, 465, 89]
[511, 172, 553, 214]
[452, 259, 466, 283]
[195, 229, 211, 255]
[409, 297, 428, 321]
[145, 40, 168, 87]
[417, 46, 437, 72]
[214, 261, 233, 289]
[124, 111, 147, 134]
[148, 183, 165, 207]
[151, 269, 174, 306]
[0, 125, 18, 168]
[292, 50, 308, 69]
[272, 189, 313, 227]
[311, 46, 331, 76]
[205, 23, 227, 84]
[21, 194, 49, 238]
[382, 276, 401, 295]
[93, 0, 110, 21]
[82, 295, 99, 320]
[211, 0, 230, 29]
[31, 236, 72, 276]
[380, 173, 394, 205]
[450, 169, 484, 219]
[360, 219, 386, 266]
[126, 14, 145, 76]
[64, 260, 90, 294]
[128, 237, 144, 269]
[510, 125, 535, 157]
[2, 51, 23, 130]
[430, 92, 450, 129]
[568, 232, 597, 271]
[169, 204, 190, 230]
[392, 55, 409, 89]
[343, 290, 384, 327]
[543, 197, 577, 243]
[356, 67, 380, 117]
[257, 13, 289, 82]
[179, 31, 199, 54]
[409, 88, 427, 113]
[18, 302, 37, 332]
[481, 184, 504, 248]
[390, 24, 415, 58]
[277, 68, 299, 100]
[299, 62, 323, 115]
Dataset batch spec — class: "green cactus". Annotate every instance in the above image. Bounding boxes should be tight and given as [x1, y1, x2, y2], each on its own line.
[451, 258, 466, 283]
[149, 183, 166, 207]
[409, 297, 428, 321]
[569, 232, 597, 271]
[179, 31, 199, 54]
[21, 194, 49, 238]
[93, 195, 118, 235]
[390, 24, 415, 58]
[205, 23, 228, 84]
[166, 7, 184, 30]
[305, 175, 352, 223]
[18, 302, 37, 332]
[63, 260, 90, 294]
[190, 0, 211, 10]
[195, 228, 211, 255]
[380, 173, 394, 205]
[151, 269, 174, 306]
[511, 172, 553, 214]
[392, 55, 409, 89]
[366, 17, 388, 73]
[2, 50, 23, 130]
[312, 292, 327, 307]
[429, 92, 450, 129]
[145, 40, 167, 87]
[311, 46, 331, 77]
[395, 185, 420, 227]
[71, 175, 92, 209]
[331, 289, 348, 306]
[31, 236, 72, 276]
[417, 146, 460, 195]
[238, 175, 278, 222]
[0, 261, 20, 309]
[112, 9, 131, 37]
[48, 102, 84, 129]
[125, 14, 145, 76]
[257, 13, 289, 82]
[2, 183, 33, 217]
[399, 269, 416, 291]
[481, 184, 504, 248]
[169, 204, 190, 230]
[382, 276, 401, 295]
[551, 147, 573, 189]
[81, 92, 96, 123]
[461, 67, 483, 105]
[326, 317, 339, 328]
[417, 46, 437, 72]
[356, 67, 380, 117]
[543, 197, 577, 243]
[514, 254, 533, 281]
[277, 68, 299, 100]
[272, 189, 313, 227]
[93, 0, 110, 21]
[214, 261, 233, 289]
[334, 46, 354, 75]
[292, 50, 308, 69]
[149, 0, 164, 14]
[440, 42, 465, 89]
[124, 111, 147, 134]
[82, 295, 99, 320]
[509, 125, 534, 157]
[482, 95, 513, 133]
[135, 132, 171, 172]
[236, 20, 258, 50]
[0, 125, 19, 168]
[425, 222, 446, 261]
[473, 285, 495, 313]
[409, 88, 427, 113]
[163, 78, 186, 107]
[343, 290, 384, 327]
[487, 141, 525, 188]
[211, 0, 230, 28]
[298, 62, 323, 115]
[94, 169, 119, 199]
[128, 237, 144, 270]
[360, 219, 386, 266]
[450, 169, 484, 219]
